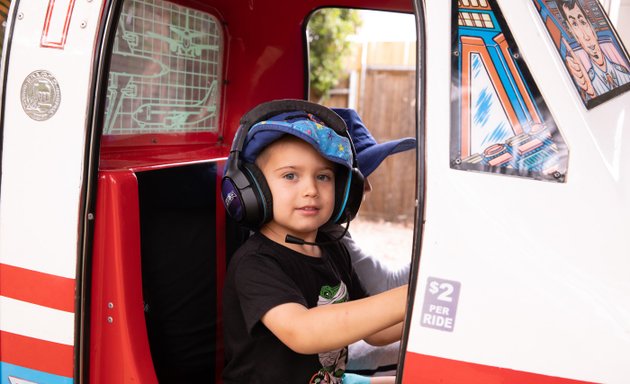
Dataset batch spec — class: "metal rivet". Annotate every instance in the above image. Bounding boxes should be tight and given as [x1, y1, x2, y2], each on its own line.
[455, 158, 462, 165]
[17, 13, 24, 20]
[513, 52, 520, 59]
[107, 316, 114, 323]
[108, 302, 114, 309]
[80, 20, 87, 28]
[553, 171, 562, 179]
[453, 50, 460, 57]
[88, 213, 94, 220]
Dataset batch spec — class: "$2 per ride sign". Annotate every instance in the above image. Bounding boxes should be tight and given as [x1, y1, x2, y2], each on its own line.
[421, 277, 461, 332]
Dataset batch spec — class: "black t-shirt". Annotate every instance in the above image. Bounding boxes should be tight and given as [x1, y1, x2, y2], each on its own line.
[222, 231, 368, 384]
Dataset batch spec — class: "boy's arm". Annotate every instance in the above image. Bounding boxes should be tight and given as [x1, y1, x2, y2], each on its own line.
[363, 322, 403, 346]
[261, 285, 408, 355]
[343, 235, 410, 295]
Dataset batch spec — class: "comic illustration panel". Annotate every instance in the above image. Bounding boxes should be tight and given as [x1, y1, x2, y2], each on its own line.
[451, 0, 569, 182]
[533, 0, 630, 108]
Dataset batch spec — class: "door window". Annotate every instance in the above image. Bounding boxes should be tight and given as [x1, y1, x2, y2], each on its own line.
[103, 0, 223, 136]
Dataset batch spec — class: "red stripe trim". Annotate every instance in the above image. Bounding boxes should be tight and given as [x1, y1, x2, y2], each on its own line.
[41, 0, 76, 49]
[0, 331, 73, 378]
[402, 352, 595, 384]
[0, 263, 75, 313]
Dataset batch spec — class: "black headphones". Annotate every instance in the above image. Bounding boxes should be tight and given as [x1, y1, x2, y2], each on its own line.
[221, 99, 364, 229]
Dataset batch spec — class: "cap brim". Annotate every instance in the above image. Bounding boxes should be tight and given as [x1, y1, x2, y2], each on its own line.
[357, 137, 416, 176]
[242, 121, 353, 168]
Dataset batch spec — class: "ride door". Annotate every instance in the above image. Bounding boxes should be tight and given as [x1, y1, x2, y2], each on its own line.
[0, 1, 108, 383]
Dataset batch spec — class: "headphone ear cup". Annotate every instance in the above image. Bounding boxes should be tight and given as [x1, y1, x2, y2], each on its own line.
[343, 168, 365, 222]
[346, 168, 365, 221]
[332, 167, 364, 224]
[241, 162, 273, 227]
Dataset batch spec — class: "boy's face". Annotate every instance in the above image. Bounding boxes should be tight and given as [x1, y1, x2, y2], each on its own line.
[257, 136, 336, 241]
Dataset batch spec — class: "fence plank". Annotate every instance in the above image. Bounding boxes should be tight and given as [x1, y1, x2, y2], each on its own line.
[356, 68, 416, 224]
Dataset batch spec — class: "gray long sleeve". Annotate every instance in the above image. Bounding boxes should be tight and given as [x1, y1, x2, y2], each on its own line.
[342, 234, 410, 296]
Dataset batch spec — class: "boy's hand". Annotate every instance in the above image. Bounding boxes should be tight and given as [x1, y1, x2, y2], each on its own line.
[343, 373, 397, 384]
[342, 373, 371, 384]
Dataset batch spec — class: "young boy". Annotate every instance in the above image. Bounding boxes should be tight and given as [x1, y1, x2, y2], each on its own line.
[222, 101, 407, 383]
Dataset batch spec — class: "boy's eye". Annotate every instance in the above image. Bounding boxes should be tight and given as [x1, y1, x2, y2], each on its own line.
[317, 174, 333, 181]
[283, 173, 296, 180]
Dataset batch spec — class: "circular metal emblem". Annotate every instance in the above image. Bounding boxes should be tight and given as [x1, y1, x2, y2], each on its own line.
[20, 70, 61, 121]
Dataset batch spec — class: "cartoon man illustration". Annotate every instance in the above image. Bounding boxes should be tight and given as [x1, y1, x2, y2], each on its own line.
[557, 0, 630, 98]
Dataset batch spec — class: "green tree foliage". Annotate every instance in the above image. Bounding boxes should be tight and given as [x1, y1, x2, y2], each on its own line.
[308, 8, 362, 100]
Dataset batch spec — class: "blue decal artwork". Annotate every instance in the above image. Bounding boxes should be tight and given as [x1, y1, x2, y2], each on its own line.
[451, 0, 569, 182]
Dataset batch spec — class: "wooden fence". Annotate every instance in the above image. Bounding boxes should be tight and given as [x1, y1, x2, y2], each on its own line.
[322, 59, 417, 224]
[358, 68, 416, 224]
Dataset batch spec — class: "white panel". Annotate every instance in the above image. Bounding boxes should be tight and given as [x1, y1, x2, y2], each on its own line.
[0, 296, 74, 345]
[406, 0, 630, 383]
[41, 0, 75, 47]
[0, 1, 104, 278]
[616, 1, 630, 44]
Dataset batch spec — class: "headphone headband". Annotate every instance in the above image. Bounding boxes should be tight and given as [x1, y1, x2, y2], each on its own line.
[231, 99, 349, 154]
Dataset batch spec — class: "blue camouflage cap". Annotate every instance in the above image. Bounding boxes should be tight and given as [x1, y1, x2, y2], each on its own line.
[241, 111, 353, 169]
[332, 108, 416, 177]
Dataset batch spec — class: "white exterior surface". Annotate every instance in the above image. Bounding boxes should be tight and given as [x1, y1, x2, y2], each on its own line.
[0, 297, 75, 345]
[0, 1, 102, 276]
[0, 0, 105, 357]
[406, 0, 630, 382]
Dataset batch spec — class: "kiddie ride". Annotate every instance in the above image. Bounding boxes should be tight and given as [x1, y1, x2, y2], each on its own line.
[1, 0, 629, 383]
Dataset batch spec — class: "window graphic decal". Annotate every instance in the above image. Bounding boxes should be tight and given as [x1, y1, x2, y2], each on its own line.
[104, 0, 222, 135]
[533, 0, 630, 109]
[451, 0, 569, 182]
